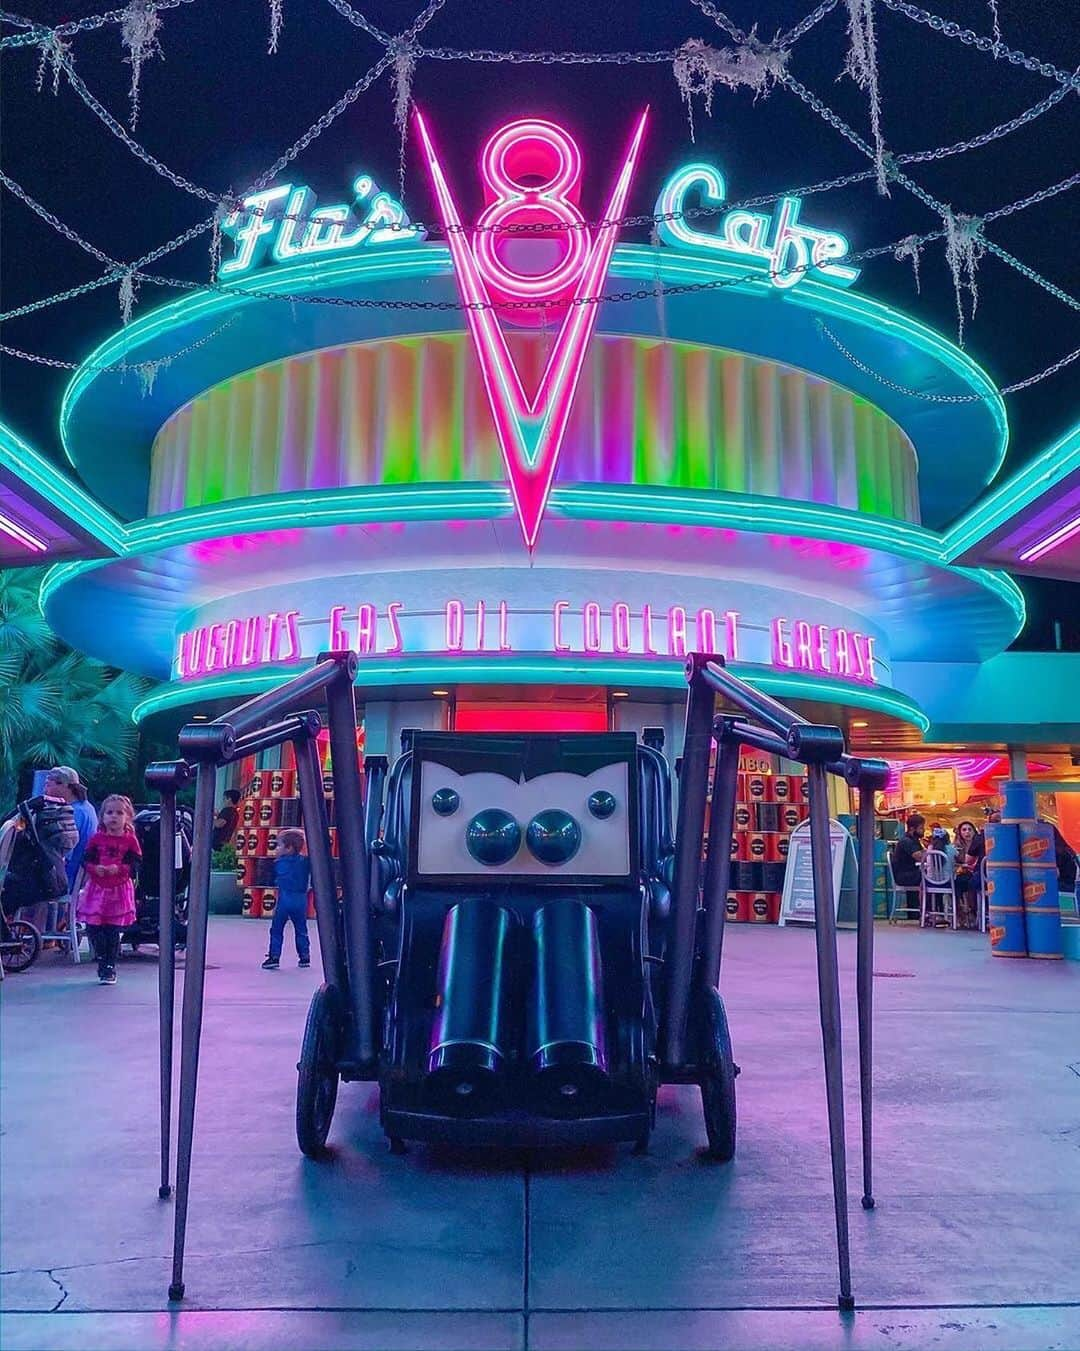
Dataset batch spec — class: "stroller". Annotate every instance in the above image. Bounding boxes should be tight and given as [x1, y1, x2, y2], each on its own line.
[0, 796, 79, 973]
[123, 804, 193, 952]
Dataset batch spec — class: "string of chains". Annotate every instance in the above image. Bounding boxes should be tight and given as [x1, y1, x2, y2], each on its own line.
[1, 0, 1075, 387]
[688, 0, 1080, 315]
[818, 321, 1080, 400]
[0, 0, 195, 49]
[0, 1, 444, 211]
[876, 0, 1080, 89]
[0, 70, 1067, 273]
[0, 6, 1070, 243]
[4, 0, 1075, 89]
[780, 68, 1080, 313]
[8, 264, 1071, 404]
[778, 0, 841, 49]
[0, 314, 239, 373]
[3, 156, 1071, 331]
[322, 0, 390, 46]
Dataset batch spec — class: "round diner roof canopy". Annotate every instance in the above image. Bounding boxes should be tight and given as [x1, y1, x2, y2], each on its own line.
[61, 243, 1006, 529]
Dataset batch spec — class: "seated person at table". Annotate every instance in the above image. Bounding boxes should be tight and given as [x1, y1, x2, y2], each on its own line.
[891, 814, 925, 918]
[954, 819, 982, 928]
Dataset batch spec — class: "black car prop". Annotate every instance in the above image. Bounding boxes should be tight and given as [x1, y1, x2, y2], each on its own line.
[148, 652, 888, 1313]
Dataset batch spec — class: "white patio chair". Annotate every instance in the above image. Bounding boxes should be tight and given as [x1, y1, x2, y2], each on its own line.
[887, 847, 920, 922]
[920, 849, 957, 930]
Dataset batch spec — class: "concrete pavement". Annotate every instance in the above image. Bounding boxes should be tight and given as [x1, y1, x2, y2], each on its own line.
[2, 918, 1078, 1350]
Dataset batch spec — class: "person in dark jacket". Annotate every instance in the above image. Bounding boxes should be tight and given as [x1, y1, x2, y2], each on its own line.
[890, 813, 925, 919]
[212, 789, 241, 850]
[261, 828, 311, 970]
[953, 818, 983, 928]
[1049, 822, 1078, 894]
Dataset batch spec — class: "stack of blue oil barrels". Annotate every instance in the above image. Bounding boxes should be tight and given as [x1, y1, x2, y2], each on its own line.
[985, 781, 1063, 960]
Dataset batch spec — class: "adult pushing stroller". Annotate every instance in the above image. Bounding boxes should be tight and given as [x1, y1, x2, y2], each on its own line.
[123, 804, 193, 952]
[0, 796, 79, 972]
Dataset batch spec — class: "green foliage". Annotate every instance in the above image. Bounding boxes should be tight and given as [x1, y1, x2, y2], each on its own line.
[212, 842, 238, 872]
[0, 569, 153, 815]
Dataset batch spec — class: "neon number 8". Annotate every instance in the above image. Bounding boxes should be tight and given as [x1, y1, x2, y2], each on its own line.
[473, 119, 588, 309]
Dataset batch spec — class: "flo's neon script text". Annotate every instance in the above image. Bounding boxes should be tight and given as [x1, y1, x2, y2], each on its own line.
[655, 163, 860, 290]
[220, 177, 424, 275]
[177, 603, 877, 685]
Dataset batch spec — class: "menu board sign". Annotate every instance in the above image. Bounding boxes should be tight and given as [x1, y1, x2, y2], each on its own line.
[900, 768, 958, 806]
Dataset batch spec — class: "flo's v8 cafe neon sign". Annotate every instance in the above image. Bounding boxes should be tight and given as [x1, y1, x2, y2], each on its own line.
[654, 163, 860, 290]
[219, 175, 424, 274]
[218, 117, 860, 547]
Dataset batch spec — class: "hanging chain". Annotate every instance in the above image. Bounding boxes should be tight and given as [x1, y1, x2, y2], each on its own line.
[2, 165, 1074, 327]
[686, 0, 745, 44]
[7, 81, 1064, 252]
[778, 0, 841, 49]
[818, 320, 1080, 399]
[58, 51, 221, 202]
[982, 171, 1080, 223]
[876, 0, 1080, 89]
[0, 211, 216, 324]
[774, 70, 1080, 314]
[0, 313, 239, 372]
[417, 46, 677, 64]
[999, 345, 1080, 394]
[0, 272, 121, 324]
[982, 240, 1080, 312]
[0, 170, 119, 268]
[322, 0, 390, 45]
[0, 1, 195, 49]
[246, 50, 394, 192]
[899, 83, 1070, 166]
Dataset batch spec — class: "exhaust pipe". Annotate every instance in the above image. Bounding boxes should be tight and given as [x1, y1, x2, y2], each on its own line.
[427, 900, 514, 1114]
[527, 898, 609, 1115]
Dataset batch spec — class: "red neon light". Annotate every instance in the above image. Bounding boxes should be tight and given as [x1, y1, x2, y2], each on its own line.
[454, 704, 608, 733]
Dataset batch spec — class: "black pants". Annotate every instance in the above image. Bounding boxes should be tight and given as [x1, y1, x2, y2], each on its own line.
[87, 923, 122, 975]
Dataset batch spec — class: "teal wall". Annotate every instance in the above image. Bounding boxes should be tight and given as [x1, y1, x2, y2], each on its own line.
[894, 653, 1080, 744]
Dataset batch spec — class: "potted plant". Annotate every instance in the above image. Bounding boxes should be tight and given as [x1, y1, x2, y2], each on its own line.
[209, 843, 242, 914]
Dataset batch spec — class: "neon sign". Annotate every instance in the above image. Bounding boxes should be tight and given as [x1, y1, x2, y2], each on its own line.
[1017, 512, 1080, 563]
[176, 599, 878, 686]
[219, 175, 424, 275]
[770, 618, 875, 684]
[655, 163, 859, 291]
[0, 510, 46, 552]
[177, 609, 301, 676]
[415, 110, 650, 550]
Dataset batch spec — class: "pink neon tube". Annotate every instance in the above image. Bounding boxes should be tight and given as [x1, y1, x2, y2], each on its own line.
[1018, 511, 1080, 563]
[0, 511, 46, 552]
[414, 107, 649, 549]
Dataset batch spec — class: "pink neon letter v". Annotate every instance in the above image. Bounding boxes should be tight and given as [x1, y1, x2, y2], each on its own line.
[415, 109, 649, 550]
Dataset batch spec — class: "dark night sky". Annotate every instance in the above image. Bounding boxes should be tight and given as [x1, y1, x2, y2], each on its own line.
[1, 0, 1077, 637]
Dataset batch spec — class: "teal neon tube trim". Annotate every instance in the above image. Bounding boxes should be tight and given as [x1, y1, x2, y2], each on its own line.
[944, 419, 1080, 557]
[59, 242, 1004, 488]
[554, 484, 1026, 634]
[613, 245, 1008, 490]
[131, 656, 930, 731]
[59, 246, 455, 473]
[37, 483, 1024, 639]
[0, 420, 125, 553]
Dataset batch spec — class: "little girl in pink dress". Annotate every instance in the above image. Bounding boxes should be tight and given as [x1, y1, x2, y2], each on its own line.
[79, 794, 142, 985]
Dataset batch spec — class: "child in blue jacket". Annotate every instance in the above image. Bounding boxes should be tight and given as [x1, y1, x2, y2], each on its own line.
[262, 828, 311, 970]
